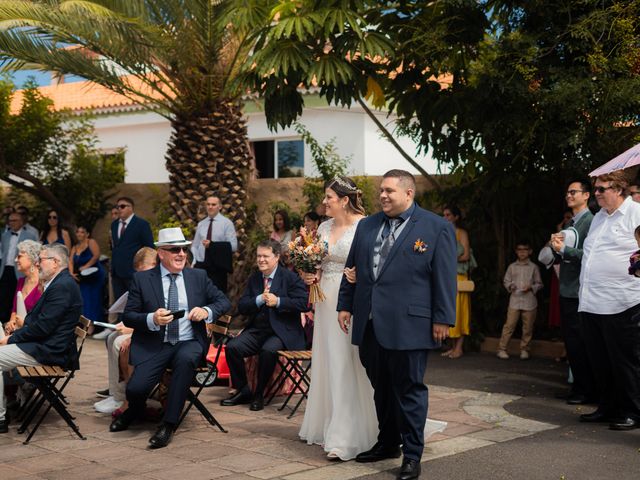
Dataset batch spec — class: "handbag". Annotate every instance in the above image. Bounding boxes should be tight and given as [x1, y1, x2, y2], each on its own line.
[457, 279, 475, 293]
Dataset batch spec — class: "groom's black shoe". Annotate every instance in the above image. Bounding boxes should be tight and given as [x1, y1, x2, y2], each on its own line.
[355, 442, 402, 463]
[220, 387, 252, 406]
[397, 458, 421, 480]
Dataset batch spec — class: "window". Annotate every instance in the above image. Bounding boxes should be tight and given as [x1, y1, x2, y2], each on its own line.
[252, 139, 304, 179]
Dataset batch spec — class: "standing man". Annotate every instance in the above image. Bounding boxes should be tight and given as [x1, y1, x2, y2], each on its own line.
[110, 228, 230, 448]
[191, 195, 237, 293]
[337, 170, 457, 480]
[15, 206, 39, 238]
[578, 171, 640, 430]
[550, 179, 596, 404]
[0, 243, 82, 433]
[0, 212, 38, 324]
[110, 197, 154, 301]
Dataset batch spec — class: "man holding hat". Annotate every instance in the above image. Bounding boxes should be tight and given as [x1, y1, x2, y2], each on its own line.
[551, 179, 596, 405]
[110, 227, 231, 448]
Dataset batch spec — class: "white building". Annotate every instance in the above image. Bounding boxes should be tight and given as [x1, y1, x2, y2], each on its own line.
[12, 78, 440, 183]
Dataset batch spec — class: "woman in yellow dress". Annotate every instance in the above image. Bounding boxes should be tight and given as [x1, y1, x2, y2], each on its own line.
[442, 205, 471, 359]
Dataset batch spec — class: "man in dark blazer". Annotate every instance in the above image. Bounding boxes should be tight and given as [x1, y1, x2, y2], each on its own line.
[110, 196, 154, 300]
[110, 228, 230, 448]
[337, 170, 457, 480]
[221, 240, 309, 411]
[0, 243, 82, 433]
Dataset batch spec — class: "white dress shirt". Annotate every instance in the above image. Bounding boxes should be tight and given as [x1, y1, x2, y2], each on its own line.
[579, 197, 640, 314]
[191, 213, 238, 263]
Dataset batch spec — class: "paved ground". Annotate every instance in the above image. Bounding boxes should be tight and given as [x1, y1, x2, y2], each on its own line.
[1, 340, 637, 479]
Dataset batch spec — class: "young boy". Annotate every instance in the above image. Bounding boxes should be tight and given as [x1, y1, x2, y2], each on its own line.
[497, 241, 543, 360]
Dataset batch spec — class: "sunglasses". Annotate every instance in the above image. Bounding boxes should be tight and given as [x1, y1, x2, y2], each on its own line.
[161, 246, 189, 254]
[117, 204, 131, 209]
[565, 190, 585, 196]
[48, 215, 58, 219]
[594, 186, 614, 194]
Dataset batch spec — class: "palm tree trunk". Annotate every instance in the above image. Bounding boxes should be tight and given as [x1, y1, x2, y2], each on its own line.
[165, 100, 252, 302]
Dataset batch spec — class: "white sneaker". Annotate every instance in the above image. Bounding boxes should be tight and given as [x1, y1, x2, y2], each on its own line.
[94, 396, 123, 414]
[520, 351, 530, 360]
[92, 329, 111, 340]
[496, 350, 509, 360]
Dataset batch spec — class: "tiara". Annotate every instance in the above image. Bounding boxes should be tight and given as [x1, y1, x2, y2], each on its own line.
[330, 176, 358, 193]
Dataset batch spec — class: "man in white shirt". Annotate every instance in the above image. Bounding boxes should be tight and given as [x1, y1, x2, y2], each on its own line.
[578, 171, 640, 431]
[191, 196, 237, 293]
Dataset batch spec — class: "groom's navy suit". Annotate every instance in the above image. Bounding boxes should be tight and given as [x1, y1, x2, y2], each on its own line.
[338, 203, 457, 460]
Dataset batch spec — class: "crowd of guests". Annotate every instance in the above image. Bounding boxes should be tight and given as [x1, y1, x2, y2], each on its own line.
[1, 168, 640, 480]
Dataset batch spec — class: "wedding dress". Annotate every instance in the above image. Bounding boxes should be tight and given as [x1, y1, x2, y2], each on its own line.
[298, 218, 447, 460]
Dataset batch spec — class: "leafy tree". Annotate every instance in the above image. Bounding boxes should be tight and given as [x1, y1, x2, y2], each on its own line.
[0, 77, 123, 229]
[247, 0, 640, 333]
[0, 0, 276, 298]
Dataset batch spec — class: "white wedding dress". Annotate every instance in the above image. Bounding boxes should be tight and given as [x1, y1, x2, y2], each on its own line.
[299, 218, 447, 460]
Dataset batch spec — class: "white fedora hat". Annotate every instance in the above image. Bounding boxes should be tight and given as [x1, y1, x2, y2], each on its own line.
[155, 227, 192, 247]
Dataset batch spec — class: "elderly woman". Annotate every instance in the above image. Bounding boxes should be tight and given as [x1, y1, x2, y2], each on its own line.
[3, 240, 43, 335]
[567, 171, 640, 430]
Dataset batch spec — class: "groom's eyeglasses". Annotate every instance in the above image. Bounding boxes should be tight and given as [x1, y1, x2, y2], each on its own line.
[160, 246, 189, 254]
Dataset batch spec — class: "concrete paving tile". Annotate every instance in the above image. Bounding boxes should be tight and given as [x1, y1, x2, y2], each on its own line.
[103, 450, 190, 474]
[468, 427, 528, 443]
[163, 441, 238, 461]
[205, 451, 288, 473]
[282, 462, 381, 480]
[0, 464, 34, 480]
[423, 435, 495, 461]
[144, 462, 234, 480]
[246, 461, 315, 479]
[222, 436, 329, 467]
[69, 443, 143, 462]
[10, 452, 91, 474]
[440, 422, 487, 437]
[0, 443, 51, 462]
[27, 435, 108, 452]
[37, 463, 124, 480]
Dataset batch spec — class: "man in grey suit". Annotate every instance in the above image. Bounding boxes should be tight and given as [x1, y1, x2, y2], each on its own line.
[0, 212, 38, 324]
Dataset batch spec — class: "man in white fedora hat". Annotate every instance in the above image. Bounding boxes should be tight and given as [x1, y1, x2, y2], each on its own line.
[110, 227, 231, 448]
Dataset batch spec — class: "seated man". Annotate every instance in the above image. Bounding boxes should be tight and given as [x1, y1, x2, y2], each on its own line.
[110, 228, 230, 449]
[0, 243, 82, 433]
[221, 240, 309, 411]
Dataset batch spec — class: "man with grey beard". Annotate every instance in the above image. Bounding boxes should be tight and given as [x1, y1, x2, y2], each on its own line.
[0, 243, 82, 433]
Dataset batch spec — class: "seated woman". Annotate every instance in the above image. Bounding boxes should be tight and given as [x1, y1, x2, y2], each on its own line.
[40, 209, 72, 251]
[3, 240, 43, 335]
[69, 225, 106, 332]
[94, 247, 157, 415]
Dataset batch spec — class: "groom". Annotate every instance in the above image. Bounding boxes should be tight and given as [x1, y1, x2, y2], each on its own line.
[337, 169, 457, 480]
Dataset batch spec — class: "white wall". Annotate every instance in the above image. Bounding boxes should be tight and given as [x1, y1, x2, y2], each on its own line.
[90, 103, 442, 184]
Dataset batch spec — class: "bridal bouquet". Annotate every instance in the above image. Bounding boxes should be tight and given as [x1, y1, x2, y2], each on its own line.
[288, 227, 328, 303]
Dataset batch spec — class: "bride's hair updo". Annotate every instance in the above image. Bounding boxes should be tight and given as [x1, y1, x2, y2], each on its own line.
[325, 176, 366, 216]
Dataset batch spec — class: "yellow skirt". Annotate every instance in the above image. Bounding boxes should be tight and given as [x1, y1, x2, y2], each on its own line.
[450, 273, 471, 338]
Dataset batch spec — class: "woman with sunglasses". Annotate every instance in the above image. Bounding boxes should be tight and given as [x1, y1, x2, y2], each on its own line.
[39, 209, 72, 251]
[70, 225, 106, 333]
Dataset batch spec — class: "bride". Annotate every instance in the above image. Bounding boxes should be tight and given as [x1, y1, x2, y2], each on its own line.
[298, 176, 446, 461]
[298, 175, 376, 460]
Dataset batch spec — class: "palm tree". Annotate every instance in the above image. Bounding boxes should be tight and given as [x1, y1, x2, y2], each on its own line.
[0, 0, 274, 294]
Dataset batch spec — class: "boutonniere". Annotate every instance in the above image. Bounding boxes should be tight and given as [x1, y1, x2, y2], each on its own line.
[413, 239, 427, 253]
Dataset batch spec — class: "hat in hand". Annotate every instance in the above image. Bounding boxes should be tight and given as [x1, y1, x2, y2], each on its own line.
[155, 227, 192, 247]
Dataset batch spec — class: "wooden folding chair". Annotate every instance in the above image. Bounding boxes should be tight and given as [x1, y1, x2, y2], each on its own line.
[15, 315, 91, 444]
[163, 314, 232, 432]
[265, 350, 312, 419]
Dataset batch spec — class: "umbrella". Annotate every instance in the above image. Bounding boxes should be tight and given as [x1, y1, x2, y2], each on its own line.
[589, 142, 640, 177]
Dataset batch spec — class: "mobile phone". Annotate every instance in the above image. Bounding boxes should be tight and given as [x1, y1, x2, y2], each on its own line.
[169, 310, 185, 320]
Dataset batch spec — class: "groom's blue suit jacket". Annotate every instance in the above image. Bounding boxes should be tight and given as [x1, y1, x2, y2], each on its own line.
[337, 204, 457, 350]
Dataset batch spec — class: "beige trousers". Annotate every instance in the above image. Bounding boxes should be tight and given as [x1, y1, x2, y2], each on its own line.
[498, 308, 537, 352]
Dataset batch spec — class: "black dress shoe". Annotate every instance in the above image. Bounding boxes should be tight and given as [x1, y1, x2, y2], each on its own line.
[609, 417, 639, 431]
[398, 458, 421, 480]
[220, 388, 252, 406]
[149, 422, 175, 449]
[567, 393, 592, 405]
[0, 419, 8, 434]
[109, 408, 136, 432]
[579, 409, 613, 423]
[249, 396, 264, 411]
[355, 442, 402, 463]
